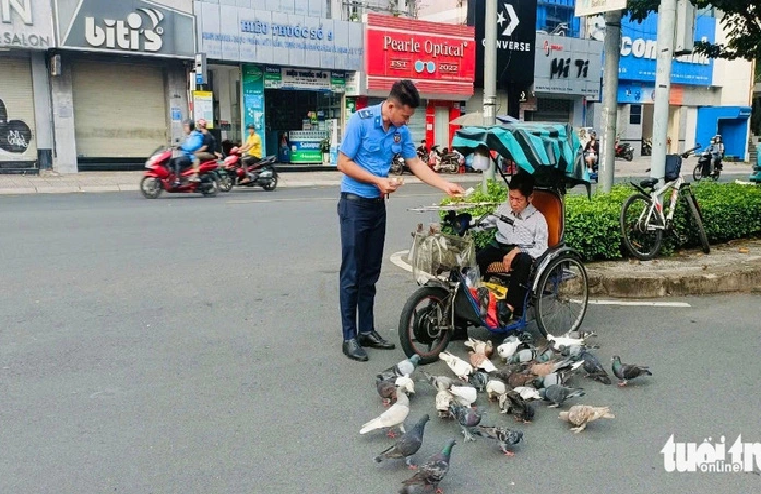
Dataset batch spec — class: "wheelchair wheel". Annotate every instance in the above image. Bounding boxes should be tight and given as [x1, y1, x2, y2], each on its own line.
[398, 286, 452, 364]
[535, 256, 588, 337]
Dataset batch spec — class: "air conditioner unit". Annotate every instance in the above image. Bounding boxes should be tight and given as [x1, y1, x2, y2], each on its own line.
[674, 0, 697, 54]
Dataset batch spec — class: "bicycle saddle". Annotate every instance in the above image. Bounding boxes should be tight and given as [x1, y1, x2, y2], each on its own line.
[640, 178, 658, 189]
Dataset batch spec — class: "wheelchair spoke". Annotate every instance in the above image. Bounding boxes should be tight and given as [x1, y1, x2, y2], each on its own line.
[535, 258, 588, 337]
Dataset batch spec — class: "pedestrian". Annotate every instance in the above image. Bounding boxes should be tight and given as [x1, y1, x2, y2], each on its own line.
[337, 79, 464, 362]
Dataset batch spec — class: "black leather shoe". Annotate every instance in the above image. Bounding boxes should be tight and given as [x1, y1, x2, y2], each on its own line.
[358, 331, 396, 350]
[343, 339, 369, 361]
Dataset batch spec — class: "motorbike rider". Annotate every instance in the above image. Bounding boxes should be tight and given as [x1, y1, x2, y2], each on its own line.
[584, 132, 599, 170]
[714, 135, 724, 171]
[193, 119, 222, 180]
[173, 120, 203, 187]
[238, 124, 262, 184]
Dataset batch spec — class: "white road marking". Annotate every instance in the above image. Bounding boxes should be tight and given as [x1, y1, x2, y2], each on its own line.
[389, 250, 692, 307]
[227, 193, 440, 205]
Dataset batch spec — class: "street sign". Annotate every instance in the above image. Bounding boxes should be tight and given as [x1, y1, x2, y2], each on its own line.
[575, 0, 627, 17]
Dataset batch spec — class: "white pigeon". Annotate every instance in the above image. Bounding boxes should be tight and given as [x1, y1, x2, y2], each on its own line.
[497, 338, 522, 361]
[439, 351, 473, 380]
[547, 333, 596, 350]
[469, 352, 499, 373]
[513, 386, 542, 401]
[486, 380, 507, 401]
[395, 376, 415, 395]
[449, 385, 478, 407]
[464, 337, 492, 357]
[360, 390, 410, 436]
[435, 389, 454, 417]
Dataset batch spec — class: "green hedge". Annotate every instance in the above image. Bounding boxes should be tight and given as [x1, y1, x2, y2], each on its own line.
[442, 181, 761, 261]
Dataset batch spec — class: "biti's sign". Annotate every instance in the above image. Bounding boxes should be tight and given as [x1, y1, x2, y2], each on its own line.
[57, 0, 195, 57]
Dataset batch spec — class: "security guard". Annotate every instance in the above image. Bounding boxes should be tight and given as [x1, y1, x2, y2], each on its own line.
[337, 79, 464, 362]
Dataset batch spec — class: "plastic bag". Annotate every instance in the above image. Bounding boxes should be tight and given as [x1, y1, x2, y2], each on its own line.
[411, 231, 477, 284]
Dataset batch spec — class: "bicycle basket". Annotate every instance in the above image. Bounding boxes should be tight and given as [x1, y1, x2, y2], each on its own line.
[665, 154, 682, 181]
[410, 232, 477, 284]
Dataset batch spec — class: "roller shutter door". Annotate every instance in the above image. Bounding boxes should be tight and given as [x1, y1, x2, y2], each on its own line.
[71, 60, 167, 158]
[0, 57, 37, 168]
[528, 98, 572, 123]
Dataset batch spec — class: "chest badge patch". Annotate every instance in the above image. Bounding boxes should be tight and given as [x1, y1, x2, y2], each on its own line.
[393, 133, 401, 143]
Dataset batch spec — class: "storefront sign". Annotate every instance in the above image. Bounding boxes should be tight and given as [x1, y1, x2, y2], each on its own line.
[241, 64, 266, 155]
[575, 0, 627, 17]
[197, 2, 364, 71]
[192, 91, 214, 129]
[262, 66, 346, 92]
[533, 34, 602, 98]
[1, 0, 54, 48]
[288, 131, 327, 164]
[468, 0, 538, 87]
[365, 13, 475, 98]
[619, 13, 714, 85]
[57, 0, 195, 57]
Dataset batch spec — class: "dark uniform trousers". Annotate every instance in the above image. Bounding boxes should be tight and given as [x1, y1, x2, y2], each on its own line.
[476, 242, 534, 315]
[338, 192, 386, 341]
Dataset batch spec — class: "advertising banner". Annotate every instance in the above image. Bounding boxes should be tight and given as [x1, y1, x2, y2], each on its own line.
[192, 90, 214, 129]
[241, 64, 266, 155]
[533, 34, 602, 98]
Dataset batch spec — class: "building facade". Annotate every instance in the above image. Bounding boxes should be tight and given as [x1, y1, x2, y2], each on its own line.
[1, 0, 55, 173]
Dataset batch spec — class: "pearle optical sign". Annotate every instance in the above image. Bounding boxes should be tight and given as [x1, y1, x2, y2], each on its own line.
[196, 1, 364, 71]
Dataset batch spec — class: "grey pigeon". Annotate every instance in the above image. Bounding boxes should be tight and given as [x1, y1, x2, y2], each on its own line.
[378, 355, 421, 382]
[399, 439, 456, 494]
[468, 371, 489, 392]
[422, 371, 455, 392]
[473, 425, 524, 456]
[539, 384, 585, 408]
[578, 349, 611, 384]
[506, 347, 536, 364]
[611, 355, 652, 387]
[499, 390, 535, 423]
[533, 370, 567, 389]
[374, 414, 430, 469]
[448, 402, 483, 442]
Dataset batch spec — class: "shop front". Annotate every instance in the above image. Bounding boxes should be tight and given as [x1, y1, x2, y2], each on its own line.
[52, 0, 196, 171]
[360, 13, 475, 149]
[196, 1, 364, 165]
[0, 0, 55, 173]
[528, 34, 602, 125]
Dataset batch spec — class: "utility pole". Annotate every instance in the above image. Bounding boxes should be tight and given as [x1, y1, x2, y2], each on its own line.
[600, 10, 622, 193]
[482, 0, 497, 192]
[650, 0, 677, 181]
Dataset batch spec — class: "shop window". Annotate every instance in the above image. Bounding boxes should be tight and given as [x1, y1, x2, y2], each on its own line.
[629, 105, 642, 125]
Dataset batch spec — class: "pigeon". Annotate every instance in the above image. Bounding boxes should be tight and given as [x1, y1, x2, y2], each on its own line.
[512, 386, 541, 401]
[473, 426, 524, 456]
[374, 414, 430, 469]
[529, 358, 577, 377]
[468, 351, 498, 373]
[449, 385, 478, 407]
[378, 355, 421, 382]
[497, 336, 522, 361]
[398, 439, 456, 494]
[464, 337, 493, 358]
[485, 379, 507, 401]
[577, 349, 612, 384]
[435, 389, 455, 419]
[377, 379, 397, 407]
[533, 371, 566, 389]
[439, 351, 473, 380]
[559, 405, 615, 433]
[539, 384, 585, 408]
[360, 389, 410, 438]
[503, 370, 539, 388]
[611, 355, 652, 387]
[468, 371, 489, 392]
[506, 348, 536, 364]
[498, 390, 535, 423]
[448, 402, 482, 442]
[547, 332, 597, 351]
[422, 371, 455, 392]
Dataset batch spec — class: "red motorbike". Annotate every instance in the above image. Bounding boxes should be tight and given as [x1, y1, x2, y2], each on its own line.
[222, 147, 278, 191]
[140, 147, 220, 199]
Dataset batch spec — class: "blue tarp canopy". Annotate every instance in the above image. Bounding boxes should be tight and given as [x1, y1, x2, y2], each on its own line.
[451, 122, 592, 188]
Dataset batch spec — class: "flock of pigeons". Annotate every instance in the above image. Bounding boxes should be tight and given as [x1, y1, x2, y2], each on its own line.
[359, 331, 653, 493]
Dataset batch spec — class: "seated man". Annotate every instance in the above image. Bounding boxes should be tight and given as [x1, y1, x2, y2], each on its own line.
[239, 124, 262, 184]
[475, 171, 549, 320]
[173, 120, 203, 187]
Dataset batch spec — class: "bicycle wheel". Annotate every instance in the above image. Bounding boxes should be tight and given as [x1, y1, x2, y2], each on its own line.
[692, 165, 702, 182]
[684, 191, 710, 254]
[535, 256, 588, 338]
[398, 286, 453, 364]
[620, 193, 663, 260]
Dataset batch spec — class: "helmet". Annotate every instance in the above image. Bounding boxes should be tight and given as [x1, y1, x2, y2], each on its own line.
[183, 119, 195, 131]
[247, 124, 256, 130]
[197, 119, 207, 129]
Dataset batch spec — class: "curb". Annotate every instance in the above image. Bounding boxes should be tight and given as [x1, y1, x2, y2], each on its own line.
[389, 250, 761, 299]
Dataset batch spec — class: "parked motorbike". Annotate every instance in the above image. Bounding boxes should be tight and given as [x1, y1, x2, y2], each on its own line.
[222, 148, 278, 191]
[140, 147, 219, 199]
[428, 145, 460, 174]
[615, 140, 634, 161]
[417, 141, 428, 161]
[692, 144, 721, 181]
[641, 138, 652, 157]
[390, 153, 412, 175]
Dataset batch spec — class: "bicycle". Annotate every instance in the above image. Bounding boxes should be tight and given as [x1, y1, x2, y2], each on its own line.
[620, 147, 710, 260]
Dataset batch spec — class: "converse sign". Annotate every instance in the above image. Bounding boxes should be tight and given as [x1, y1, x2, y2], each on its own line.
[85, 8, 164, 52]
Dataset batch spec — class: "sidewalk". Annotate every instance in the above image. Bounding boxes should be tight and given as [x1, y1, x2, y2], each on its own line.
[587, 238, 761, 298]
[0, 158, 751, 195]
